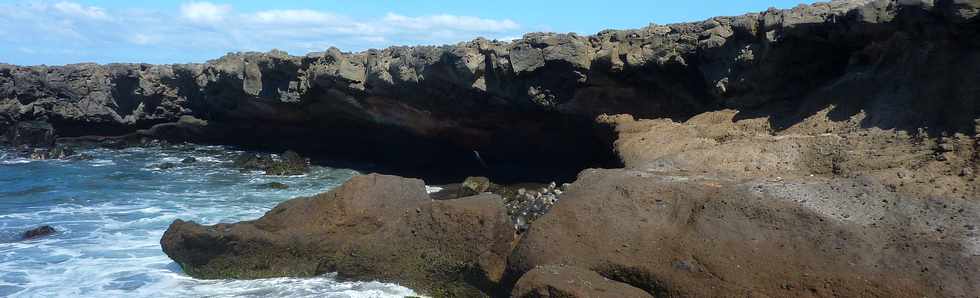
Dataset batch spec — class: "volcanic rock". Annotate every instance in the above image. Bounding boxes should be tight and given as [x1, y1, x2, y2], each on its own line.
[22, 225, 56, 240]
[11, 0, 979, 182]
[161, 174, 516, 297]
[4, 121, 55, 148]
[259, 182, 289, 190]
[28, 145, 75, 160]
[232, 150, 310, 176]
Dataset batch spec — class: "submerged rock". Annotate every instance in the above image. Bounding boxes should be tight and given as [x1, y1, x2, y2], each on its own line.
[264, 150, 310, 176]
[28, 145, 75, 160]
[259, 182, 289, 190]
[22, 225, 56, 240]
[161, 174, 516, 296]
[181, 157, 197, 164]
[233, 150, 310, 176]
[156, 162, 177, 170]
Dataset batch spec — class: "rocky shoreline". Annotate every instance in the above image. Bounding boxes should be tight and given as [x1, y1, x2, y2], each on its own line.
[3, 0, 979, 297]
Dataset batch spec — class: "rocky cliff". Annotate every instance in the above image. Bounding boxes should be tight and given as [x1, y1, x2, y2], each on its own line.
[3, 0, 977, 183]
[152, 0, 980, 297]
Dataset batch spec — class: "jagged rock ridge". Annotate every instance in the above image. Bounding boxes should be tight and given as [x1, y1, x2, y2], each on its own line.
[3, 0, 978, 182]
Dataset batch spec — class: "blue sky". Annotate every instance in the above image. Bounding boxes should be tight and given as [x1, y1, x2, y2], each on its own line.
[0, 0, 818, 65]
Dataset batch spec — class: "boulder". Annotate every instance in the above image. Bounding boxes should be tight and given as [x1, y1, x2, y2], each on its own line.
[156, 162, 177, 170]
[461, 176, 492, 196]
[512, 265, 652, 298]
[22, 225, 56, 240]
[161, 174, 517, 297]
[509, 169, 980, 297]
[259, 182, 289, 190]
[232, 151, 310, 176]
[264, 150, 309, 176]
[4, 121, 55, 147]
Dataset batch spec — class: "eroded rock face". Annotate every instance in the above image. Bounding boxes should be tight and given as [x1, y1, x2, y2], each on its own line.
[161, 174, 516, 297]
[3, 0, 977, 182]
[136, 0, 978, 295]
[509, 168, 980, 297]
[3, 121, 56, 147]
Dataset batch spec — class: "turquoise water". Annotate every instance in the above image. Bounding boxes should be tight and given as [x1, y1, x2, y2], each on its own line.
[0, 145, 418, 297]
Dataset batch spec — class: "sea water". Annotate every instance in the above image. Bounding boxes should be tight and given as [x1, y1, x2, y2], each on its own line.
[0, 144, 418, 297]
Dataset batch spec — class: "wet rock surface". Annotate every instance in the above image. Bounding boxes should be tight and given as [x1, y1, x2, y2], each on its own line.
[258, 182, 289, 190]
[3, 121, 56, 148]
[28, 145, 75, 160]
[232, 150, 310, 176]
[21, 225, 56, 240]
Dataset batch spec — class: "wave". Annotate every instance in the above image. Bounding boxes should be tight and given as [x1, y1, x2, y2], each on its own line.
[0, 143, 402, 297]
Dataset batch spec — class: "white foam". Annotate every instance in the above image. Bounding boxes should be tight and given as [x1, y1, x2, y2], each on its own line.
[89, 159, 115, 167]
[0, 145, 413, 297]
[425, 185, 443, 194]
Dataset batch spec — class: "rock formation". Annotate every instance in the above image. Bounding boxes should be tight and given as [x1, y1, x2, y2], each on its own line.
[4, 0, 976, 182]
[2, 0, 974, 296]
[21, 225, 56, 240]
[162, 174, 517, 296]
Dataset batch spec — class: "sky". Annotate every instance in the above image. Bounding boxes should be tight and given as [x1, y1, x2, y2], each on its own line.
[0, 0, 818, 66]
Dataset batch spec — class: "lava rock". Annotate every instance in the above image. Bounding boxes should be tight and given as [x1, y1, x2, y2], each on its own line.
[161, 174, 516, 297]
[22, 225, 56, 240]
[260, 182, 289, 190]
[156, 162, 177, 170]
[233, 151, 310, 176]
[28, 145, 75, 160]
[264, 150, 310, 176]
[4, 121, 55, 148]
[461, 176, 491, 196]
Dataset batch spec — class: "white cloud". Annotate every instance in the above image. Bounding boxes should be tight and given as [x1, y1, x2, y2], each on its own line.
[180, 1, 231, 23]
[253, 9, 341, 24]
[383, 13, 520, 32]
[0, 1, 526, 65]
[53, 1, 108, 20]
[129, 33, 159, 45]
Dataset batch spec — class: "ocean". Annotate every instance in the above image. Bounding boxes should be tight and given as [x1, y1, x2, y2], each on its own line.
[0, 144, 417, 297]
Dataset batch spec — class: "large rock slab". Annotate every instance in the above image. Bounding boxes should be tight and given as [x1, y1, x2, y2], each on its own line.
[509, 168, 980, 297]
[161, 174, 516, 297]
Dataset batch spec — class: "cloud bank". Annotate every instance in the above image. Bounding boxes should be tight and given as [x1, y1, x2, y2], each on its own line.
[0, 1, 524, 65]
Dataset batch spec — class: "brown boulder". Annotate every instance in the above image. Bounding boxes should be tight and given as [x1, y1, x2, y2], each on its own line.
[512, 265, 652, 298]
[509, 168, 980, 297]
[161, 174, 516, 296]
